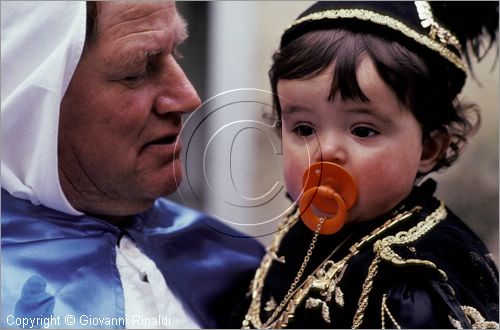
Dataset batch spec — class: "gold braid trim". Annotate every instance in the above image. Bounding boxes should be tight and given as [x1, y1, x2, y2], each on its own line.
[285, 8, 465, 72]
[243, 206, 420, 329]
[351, 201, 447, 328]
[352, 255, 381, 329]
[374, 201, 447, 267]
[461, 305, 499, 329]
[449, 305, 500, 329]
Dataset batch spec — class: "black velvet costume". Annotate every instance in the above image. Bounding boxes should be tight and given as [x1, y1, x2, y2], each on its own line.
[237, 180, 499, 328]
[235, 2, 499, 328]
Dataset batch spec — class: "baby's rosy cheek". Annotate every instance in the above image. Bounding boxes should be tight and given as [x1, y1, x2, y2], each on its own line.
[283, 171, 300, 201]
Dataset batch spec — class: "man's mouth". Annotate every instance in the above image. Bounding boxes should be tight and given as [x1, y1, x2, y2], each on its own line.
[144, 135, 178, 147]
[139, 133, 182, 158]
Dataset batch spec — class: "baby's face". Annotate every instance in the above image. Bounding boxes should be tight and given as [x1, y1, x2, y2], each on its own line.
[278, 57, 428, 224]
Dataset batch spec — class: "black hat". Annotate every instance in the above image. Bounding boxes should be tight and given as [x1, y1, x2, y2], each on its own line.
[280, 1, 498, 95]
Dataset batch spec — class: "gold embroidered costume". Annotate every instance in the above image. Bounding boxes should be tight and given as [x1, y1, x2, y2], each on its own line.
[238, 181, 499, 329]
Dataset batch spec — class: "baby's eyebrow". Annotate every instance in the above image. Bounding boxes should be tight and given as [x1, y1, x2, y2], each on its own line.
[281, 106, 313, 115]
[344, 107, 392, 123]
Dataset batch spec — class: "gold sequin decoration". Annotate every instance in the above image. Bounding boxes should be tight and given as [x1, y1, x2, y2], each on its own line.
[415, 1, 461, 50]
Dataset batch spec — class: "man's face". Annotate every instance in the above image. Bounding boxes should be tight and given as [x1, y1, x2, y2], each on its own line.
[58, 1, 201, 218]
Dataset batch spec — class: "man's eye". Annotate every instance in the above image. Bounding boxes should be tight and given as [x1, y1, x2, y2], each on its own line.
[122, 70, 148, 83]
[293, 125, 315, 137]
[121, 61, 157, 85]
[352, 126, 378, 138]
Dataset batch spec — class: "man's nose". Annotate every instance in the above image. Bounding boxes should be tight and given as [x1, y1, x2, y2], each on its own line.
[154, 59, 201, 115]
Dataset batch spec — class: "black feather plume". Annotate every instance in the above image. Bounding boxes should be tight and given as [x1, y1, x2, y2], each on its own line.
[430, 1, 499, 67]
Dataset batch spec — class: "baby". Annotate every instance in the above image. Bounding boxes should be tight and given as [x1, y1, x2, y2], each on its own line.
[240, 2, 499, 329]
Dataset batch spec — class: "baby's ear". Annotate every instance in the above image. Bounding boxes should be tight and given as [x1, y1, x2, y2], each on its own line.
[418, 129, 451, 174]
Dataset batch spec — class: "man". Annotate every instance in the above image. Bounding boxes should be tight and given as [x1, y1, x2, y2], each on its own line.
[1, 2, 263, 328]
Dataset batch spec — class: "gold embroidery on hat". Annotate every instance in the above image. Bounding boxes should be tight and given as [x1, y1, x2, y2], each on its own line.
[286, 8, 465, 72]
[415, 1, 461, 51]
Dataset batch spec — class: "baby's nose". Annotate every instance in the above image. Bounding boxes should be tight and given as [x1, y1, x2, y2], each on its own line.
[314, 138, 348, 164]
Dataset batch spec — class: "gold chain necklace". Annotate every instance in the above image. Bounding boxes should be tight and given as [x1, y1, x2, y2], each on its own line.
[242, 205, 422, 329]
[256, 215, 325, 328]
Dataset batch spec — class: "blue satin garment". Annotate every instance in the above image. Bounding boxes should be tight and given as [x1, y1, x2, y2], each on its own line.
[1, 189, 264, 328]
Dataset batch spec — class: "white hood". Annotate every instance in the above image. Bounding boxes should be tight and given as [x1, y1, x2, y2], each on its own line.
[1, 1, 86, 215]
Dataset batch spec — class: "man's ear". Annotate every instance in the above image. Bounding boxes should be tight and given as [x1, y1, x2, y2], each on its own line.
[418, 129, 451, 174]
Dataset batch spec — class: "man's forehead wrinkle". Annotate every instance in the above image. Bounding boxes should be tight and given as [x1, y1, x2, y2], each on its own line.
[104, 2, 174, 22]
[115, 29, 167, 45]
[99, 4, 174, 41]
[96, 2, 188, 70]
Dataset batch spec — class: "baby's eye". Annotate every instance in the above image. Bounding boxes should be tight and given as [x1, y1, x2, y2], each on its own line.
[351, 126, 379, 138]
[293, 124, 315, 137]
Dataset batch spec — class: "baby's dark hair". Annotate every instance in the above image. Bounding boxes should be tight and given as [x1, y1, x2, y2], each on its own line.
[269, 27, 480, 174]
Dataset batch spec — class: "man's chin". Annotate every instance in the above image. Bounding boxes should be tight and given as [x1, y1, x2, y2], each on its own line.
[151, 162, 184, 199]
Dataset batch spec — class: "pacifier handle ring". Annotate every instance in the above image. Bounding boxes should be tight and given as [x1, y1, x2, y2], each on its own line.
[299, 187, 347, 235]
[302, 162, 357, 209]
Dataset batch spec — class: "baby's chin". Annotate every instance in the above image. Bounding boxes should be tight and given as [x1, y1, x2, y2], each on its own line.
[347, 203, 400, 225]
[344, 213, 371, 225]
[285, 185, 301, 204]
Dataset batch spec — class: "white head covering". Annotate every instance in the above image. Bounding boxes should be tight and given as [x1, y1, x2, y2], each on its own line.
[1, 1, 86, 215]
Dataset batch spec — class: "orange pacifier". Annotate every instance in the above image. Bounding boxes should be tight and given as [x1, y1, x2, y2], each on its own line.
[298, 162, 358, 235]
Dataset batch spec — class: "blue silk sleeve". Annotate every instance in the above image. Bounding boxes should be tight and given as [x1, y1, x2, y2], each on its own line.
[1, 190, 264, 328]
[125, 198, 265, 328]
[2, 191, 125, 328]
